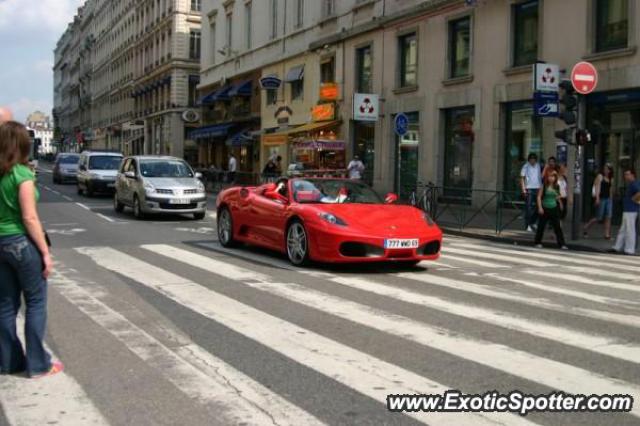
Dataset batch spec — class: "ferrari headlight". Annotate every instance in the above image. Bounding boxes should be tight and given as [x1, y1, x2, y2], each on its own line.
[319, 212, 347, 226]
[423, 212, 435, 226]
[143, 181, 156, 194]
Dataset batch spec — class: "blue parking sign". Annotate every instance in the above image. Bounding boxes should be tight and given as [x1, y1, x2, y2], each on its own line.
[534, 92, 559, 117]
[395, 113, 409, 136]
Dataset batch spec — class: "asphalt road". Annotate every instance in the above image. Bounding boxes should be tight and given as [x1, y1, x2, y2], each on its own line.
[1, 166, 639, 426]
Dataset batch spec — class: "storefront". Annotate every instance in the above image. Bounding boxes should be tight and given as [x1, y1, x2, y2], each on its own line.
[353, 121, 375, 186]
[443, 106, 475, 199]
[394, 112, 420, 200]
[503, 101, 542, 193]
[586, 89, 640, 223]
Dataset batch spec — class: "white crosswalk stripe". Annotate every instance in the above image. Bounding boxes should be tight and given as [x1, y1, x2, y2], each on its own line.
[5, 238, 639, 425]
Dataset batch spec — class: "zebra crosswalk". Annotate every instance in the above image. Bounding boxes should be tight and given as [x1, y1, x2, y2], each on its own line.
[1, 236, 639, 425]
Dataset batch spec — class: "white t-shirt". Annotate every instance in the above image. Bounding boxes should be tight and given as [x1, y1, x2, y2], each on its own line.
[228, 156, 237, 172]
[520, 162, 541, 189]
[558, 177, 568, 198]
[348, 160, 364, 179]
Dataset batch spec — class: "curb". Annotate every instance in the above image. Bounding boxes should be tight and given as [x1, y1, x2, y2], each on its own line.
[442, 228, 607, 253]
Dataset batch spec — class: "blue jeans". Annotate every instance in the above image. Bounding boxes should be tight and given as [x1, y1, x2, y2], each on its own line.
[524, 188, 539, 228]
[0, 234, 51, 376]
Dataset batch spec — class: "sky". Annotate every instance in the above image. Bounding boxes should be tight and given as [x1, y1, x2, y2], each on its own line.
[0, 0, 85, 123]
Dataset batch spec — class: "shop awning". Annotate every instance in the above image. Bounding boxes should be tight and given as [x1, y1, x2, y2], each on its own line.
[189, 123, 234, 140]
[228, 80, 252, 97]
[226, 131, 255, 147]
[268, 120, 340, 137]
[198, 85, 232, 105]
[285, 65, 304, 82]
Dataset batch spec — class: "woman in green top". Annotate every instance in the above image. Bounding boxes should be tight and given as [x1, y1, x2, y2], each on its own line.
[534, 170, 568, 249]
[0, 121, 63, 377]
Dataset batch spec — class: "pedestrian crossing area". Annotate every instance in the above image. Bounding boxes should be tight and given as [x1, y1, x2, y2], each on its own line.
[1, 236, 639, 425]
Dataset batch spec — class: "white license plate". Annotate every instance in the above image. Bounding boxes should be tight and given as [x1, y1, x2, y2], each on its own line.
[384, 239, 419, 249]
[170, 198, 190, 204]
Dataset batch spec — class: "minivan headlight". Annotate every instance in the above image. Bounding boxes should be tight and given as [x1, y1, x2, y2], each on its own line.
[143, 181, 156, 194]
[196, 180, 205, 192]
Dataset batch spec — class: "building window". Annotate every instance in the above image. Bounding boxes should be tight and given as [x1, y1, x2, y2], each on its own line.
[245, 2, 252, 50]
[226, 13, 232, 50]
[320, 57, 335, 83]
[595, 0, 628, 52]
[191, 0, 201, 12]
[209, 22, 216, 65]
[449, 17, 471, 78]
[271, 0, 278, 39]
[266, 89, 278, 105]
[513, 1, 538, 67]
[295, 0, 304, 28]
[291, 80, 303, 101]
[443, 107, 475, 197]
[504, 102, 542, 192]
[398, 32, 417, 88]
[188, 78, 198, 107]
[323, 0, 335, 18]
[355, 45, 372, 93]
[189, 30, 201, 60]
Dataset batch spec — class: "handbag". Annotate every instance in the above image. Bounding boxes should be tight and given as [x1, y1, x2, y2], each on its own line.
[44, 231, 52, 247]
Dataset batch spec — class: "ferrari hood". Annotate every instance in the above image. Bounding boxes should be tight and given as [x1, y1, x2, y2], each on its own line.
[314, 204, 436, 234]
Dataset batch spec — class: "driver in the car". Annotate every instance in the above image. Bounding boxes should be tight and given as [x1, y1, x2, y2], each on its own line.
[265, 178, 288, 203]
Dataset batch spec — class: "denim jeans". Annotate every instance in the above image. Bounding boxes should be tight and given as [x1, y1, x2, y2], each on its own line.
[524, 188, 539, 228]
[0, 234, 51, 376]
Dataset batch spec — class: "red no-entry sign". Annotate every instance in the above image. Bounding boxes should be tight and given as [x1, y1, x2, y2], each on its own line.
[571, 62, 598, 95]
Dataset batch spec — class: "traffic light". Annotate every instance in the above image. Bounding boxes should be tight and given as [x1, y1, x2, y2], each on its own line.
[558, 80, 577, 126]
[554, 128, 573, 144]
[576, 129, 591, 146]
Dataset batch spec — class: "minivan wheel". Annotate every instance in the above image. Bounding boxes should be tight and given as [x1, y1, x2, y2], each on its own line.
[114, 193, 124, 213]
[286, 220, 310, 266]
[133, 196, 145, 219]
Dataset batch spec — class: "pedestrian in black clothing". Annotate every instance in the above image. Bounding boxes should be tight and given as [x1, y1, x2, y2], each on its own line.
[534, 171, 568, 250]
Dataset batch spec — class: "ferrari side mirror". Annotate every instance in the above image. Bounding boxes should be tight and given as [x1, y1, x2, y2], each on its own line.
[385, 193, 398, 204]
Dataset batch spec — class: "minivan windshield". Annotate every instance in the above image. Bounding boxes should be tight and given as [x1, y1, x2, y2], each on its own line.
[58, 155, 79, 164]
[89, 156, 122, 170]
[139, 160, 194, 178]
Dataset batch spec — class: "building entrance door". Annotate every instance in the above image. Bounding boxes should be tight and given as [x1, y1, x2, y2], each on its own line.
[394, 112, 420, 200]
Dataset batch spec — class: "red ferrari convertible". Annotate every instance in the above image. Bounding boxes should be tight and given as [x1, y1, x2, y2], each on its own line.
[216, 178, 442, 266]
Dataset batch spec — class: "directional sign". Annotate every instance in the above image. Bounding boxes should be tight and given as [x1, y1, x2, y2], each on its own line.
[533, 63, 560, 92]
[534, 91, 559, 117]
[394, 113, 409, 136]
[571, 62, 598, 95]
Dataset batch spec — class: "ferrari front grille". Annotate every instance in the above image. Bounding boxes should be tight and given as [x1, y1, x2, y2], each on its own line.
[339, 242, 384, 258]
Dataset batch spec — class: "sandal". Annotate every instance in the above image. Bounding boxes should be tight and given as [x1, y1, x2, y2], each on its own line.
[31, 361, 64, 379]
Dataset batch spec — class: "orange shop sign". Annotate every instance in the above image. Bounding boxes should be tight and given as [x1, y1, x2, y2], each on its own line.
[319, 83, 339, 101]
[311, 103, 335, 122]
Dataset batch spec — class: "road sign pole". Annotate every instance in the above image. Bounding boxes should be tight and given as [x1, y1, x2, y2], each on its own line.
[571, 95, 587, 241]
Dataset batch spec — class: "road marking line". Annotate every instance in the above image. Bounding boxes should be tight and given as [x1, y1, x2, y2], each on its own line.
[148, 245, 640, 365]
[96, 213, 115, 223]
[397, 272, 640, 329]
[0, 318, 109, 426]
[439, 254, 509, 269]
[75, 202, 91, 211]
[52, 270, 322, 426]
[62, 195, 73, 201]
[443, 247, 554, 267]
[526, 270, 640, 295]
[51, 190, 61, 195]
[139, 245, 640, 419]
[78, 246, 526, 426]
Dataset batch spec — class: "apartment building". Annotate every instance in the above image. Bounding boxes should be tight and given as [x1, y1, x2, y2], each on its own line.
[54, 0, 202, 160]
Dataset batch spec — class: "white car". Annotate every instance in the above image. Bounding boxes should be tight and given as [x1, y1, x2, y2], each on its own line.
[114, 155, 207, 220]
[77, 151, 123, 196]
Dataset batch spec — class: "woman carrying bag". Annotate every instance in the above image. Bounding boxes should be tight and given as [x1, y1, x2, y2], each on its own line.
[0, 121, 63, 377]
[534, 171, 569, 250]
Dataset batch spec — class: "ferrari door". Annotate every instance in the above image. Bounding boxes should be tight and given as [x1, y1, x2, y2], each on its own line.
[248, 195, 287, 248]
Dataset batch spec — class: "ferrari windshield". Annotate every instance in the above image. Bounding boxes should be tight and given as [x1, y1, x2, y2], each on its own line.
[292, 179, 384, 204]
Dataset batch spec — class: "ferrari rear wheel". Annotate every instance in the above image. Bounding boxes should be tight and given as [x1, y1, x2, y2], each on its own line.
[217, 207, 236, 247]
[286, 221, 310, 266]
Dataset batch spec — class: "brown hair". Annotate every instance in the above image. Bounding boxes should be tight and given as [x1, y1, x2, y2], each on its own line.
[0, 121, 31, 175]
[545, 170, 560, 192]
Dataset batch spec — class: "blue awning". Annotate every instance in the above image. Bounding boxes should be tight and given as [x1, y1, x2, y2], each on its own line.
[228, 80, 252, 97]
[226, 131, 255, 147]
[285, 65, 304, 82]
[189, 123, 234, 140]
[198, 85, 232, 105]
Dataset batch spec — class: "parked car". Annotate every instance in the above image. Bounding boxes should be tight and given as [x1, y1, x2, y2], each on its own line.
[77, 151, 123, 196]
[53, 153, 80, 184]
[216, 178, 442, 266]
[114, 155, 207, 220]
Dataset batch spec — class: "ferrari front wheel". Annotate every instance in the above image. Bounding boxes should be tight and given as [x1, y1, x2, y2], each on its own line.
[217, 207, 236, 247]
[286, 221, 310, 266]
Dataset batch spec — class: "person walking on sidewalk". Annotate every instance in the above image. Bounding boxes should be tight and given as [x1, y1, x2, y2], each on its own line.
[520, 153, 542, 232]
[0, 121, 63, 378]
[584, 164, 614, 239]
[534, 171, 568, 250]
[611, 169, 640, 255]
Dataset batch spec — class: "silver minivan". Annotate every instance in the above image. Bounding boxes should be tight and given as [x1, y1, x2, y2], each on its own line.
[77, 151, 123, 196]
[114, 156, 207, 220]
